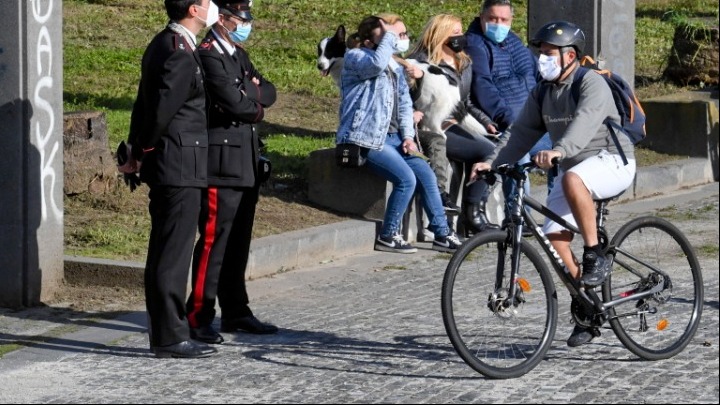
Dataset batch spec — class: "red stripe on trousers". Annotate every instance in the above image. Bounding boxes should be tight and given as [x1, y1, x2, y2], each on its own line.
[188, 187, 218, 328]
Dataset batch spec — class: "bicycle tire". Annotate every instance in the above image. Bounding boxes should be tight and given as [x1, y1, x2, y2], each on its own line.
[441, 230, 558, 379]
[603, 216, 704, 360]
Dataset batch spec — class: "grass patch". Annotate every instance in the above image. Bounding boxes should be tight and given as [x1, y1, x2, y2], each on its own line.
[655, 202, 716, 221]
[695, 244, 719, 257]
[0, 344, 23, 359]
[381, 265, 408, 271]
[63, 0, 714, 144]
[264, 134, 335, 180]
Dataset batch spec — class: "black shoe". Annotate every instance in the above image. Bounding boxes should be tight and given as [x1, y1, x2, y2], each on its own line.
[567, 324, 600, 347]
[441, 192, 460, 216]
[151, 340, 218, 358]
[463, 202, 500, 236]
[190, 325, 224, 344]
[433, 231, 463, 253]
[221, 315, 279, 334]
[581, 251, 612, 287]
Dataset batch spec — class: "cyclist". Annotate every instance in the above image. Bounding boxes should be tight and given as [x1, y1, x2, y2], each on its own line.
[470, 21, 636, 347]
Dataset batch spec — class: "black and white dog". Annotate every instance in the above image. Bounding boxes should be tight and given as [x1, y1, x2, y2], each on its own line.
[404, 60, 490, 137]
[315, 26, 489, 137]
[316, 25, 347, 88]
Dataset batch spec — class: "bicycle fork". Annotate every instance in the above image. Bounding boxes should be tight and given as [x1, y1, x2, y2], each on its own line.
[492, 186, 531, 314]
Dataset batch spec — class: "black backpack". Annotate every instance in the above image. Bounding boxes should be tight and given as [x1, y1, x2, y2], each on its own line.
[538, 56, 646, 164]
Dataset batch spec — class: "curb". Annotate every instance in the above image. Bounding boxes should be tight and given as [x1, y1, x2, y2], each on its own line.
[64, 157, 716, 282]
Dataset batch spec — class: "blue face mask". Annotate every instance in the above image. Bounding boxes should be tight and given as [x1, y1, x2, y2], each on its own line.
[229, 24, 252, 43]
[484, 22, 510, 43]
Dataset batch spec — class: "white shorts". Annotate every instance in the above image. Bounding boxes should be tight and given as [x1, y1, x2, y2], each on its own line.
[543, 151, 636, 235]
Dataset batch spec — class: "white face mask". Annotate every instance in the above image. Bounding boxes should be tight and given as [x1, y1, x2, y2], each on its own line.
[196, 1, 219, 28]
[538, 54, 561, 81]
[395, 38, 410, 54]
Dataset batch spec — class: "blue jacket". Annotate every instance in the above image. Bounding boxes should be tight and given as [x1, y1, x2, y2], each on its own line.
[336, 32, 415, 150]
[465, 17, 538, 131]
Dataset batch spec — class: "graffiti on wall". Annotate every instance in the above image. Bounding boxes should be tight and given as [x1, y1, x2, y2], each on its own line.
[32, 0, 62, 223]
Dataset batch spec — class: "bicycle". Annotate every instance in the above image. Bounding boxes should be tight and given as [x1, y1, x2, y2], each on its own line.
[441, 162, 704, 379]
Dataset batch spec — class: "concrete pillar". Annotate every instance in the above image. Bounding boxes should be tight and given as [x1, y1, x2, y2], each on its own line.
[528, 0, 636, 89]
[0, 1, 64, 307]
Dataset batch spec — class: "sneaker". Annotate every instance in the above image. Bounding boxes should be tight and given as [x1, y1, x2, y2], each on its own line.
[440, 192, 460, 216]
[581, 250, 612, 287]
[433, 231, 463, 253]
[375, 234, 417, 254]
[567, 324, 600, 347]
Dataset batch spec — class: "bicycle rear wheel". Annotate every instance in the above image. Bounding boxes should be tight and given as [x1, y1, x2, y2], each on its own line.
[603, 216, 703, 360]
[441, 231, 557, 379]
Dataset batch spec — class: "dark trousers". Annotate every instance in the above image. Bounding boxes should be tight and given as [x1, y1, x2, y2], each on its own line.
[145, 186, 202, 347]
[445, 125, 497, 203]
[186, 186, 259, 328]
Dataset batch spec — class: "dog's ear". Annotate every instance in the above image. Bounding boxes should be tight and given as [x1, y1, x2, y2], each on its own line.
[335, 25, 346, 41]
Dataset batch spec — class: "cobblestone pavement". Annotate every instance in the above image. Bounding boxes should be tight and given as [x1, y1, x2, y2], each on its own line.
[0, 183, 718, 403]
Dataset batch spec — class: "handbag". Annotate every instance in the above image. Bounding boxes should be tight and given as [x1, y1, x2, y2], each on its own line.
[335, 143, 368, 167]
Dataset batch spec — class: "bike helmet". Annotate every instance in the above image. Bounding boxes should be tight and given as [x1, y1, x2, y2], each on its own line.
[531, 21, 585, 54]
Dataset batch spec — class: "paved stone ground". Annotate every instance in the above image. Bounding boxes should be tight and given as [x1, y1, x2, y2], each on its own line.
[0, 183, 718, 403]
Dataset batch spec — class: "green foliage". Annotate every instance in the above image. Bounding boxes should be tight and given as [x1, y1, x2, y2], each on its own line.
[263, 134, 335, 179]
[63, 0, 707, 163]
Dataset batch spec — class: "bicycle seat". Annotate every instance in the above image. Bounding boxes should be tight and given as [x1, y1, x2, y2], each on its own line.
[594, 190, 626, 204]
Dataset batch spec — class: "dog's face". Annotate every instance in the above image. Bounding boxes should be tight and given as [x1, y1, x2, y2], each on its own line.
[317, 25, 346, 76]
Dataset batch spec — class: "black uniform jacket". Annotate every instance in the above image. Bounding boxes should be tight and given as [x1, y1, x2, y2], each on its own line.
[198, 30, 277, 187]
[128, 27, 208, 188]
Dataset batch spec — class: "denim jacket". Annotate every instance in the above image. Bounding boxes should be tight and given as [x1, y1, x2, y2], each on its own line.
[336, 32, 415, 150]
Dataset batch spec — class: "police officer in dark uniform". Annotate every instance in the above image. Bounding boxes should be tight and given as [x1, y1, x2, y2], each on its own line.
[185, 0, 278, 344]
[122, 0, 219, 358]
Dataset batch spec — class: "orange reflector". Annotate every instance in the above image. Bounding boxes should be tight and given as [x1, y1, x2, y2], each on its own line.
[517, 278, 531, 292]
[657, 319, 669, 331]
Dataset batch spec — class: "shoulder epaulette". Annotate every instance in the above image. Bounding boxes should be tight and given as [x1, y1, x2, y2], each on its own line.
[171, 33, 194, 52]
[199, 37, 214, 51]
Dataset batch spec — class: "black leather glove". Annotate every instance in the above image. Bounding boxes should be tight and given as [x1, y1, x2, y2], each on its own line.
[116, 141, 142, 192]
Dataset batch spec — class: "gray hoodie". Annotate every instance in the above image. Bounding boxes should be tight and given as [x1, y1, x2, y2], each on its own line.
[489, 63, 635, 172]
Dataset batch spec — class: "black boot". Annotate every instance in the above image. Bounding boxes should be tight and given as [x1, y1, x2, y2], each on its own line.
[463, 201, 500, 236]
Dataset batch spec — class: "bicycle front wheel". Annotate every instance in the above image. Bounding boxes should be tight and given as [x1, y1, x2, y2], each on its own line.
[604, 216, 704, 360]
[441, 231, 557, 379]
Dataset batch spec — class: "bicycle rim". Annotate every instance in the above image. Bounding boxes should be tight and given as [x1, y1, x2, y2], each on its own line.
[442, 231, 557, 379]
[603, 216, 704, 360]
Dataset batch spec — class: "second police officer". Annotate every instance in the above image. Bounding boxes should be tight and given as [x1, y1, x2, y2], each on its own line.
[186, 0, 279, 345]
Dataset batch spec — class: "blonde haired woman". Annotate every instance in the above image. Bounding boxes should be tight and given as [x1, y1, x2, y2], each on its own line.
[407, 14, 500, 235]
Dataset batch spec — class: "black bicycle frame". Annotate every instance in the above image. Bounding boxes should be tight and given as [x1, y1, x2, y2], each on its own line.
[509, 187, 667, 315]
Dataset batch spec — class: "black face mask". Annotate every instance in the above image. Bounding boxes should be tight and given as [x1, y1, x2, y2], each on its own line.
[446, 35, 467, 53]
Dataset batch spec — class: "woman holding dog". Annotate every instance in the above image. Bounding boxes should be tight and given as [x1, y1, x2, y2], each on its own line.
[336, 15, 463, 254]
[406, 14, 501, 236]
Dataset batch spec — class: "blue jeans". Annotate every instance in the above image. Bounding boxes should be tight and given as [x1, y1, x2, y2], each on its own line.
[502, 133, 555, 213]
[366, 133, 450, 239]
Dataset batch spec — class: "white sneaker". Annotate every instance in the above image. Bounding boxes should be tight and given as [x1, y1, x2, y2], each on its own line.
[375, 234, 417, 254]
[433, 231, 463, 253]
